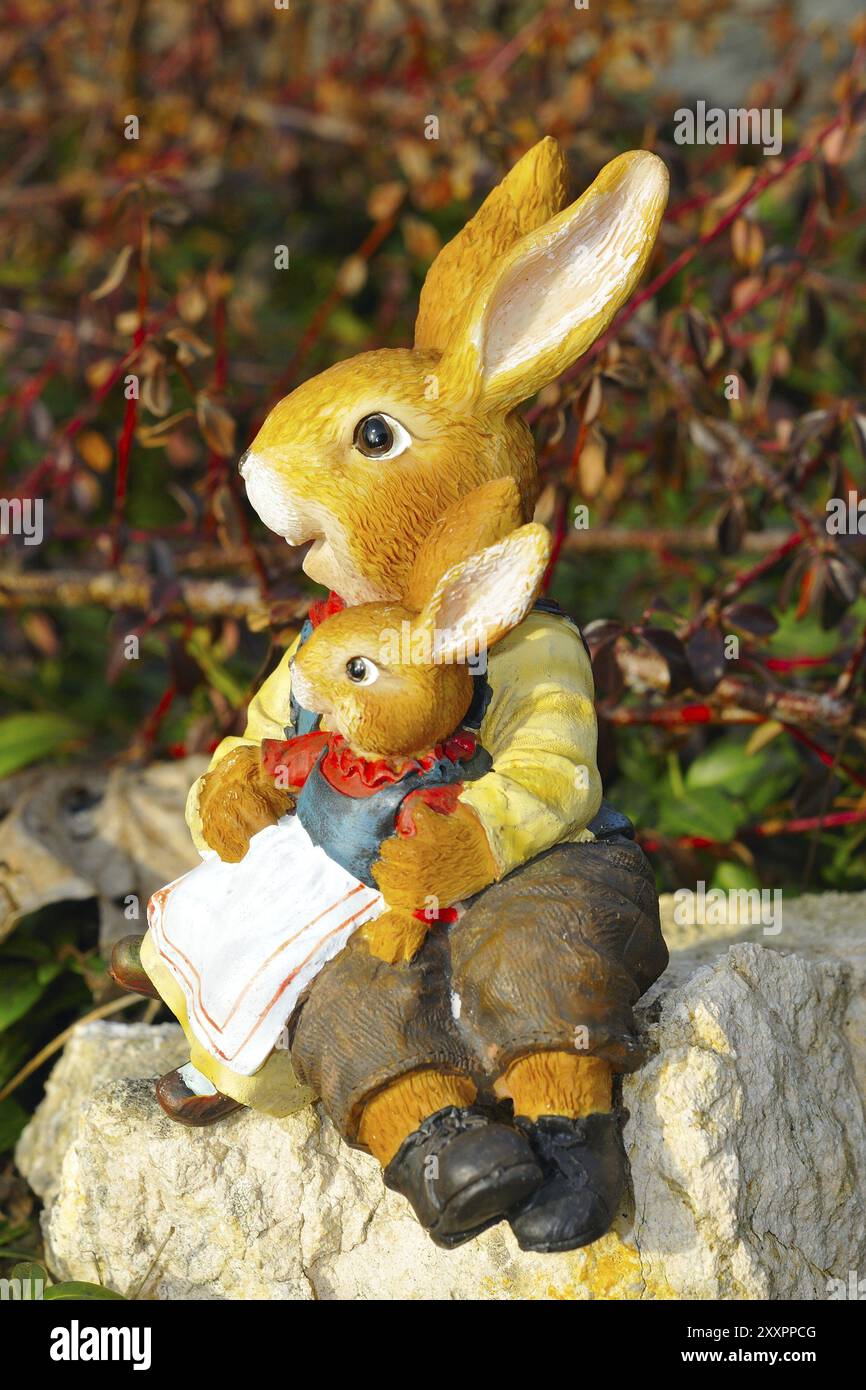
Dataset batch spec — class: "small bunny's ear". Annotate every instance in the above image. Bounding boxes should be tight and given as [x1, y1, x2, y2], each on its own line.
[419, 523, 552, 665]
[404, 478, 525, 611]
[414, 138, 569, 353]
[439, 150, 669, 413]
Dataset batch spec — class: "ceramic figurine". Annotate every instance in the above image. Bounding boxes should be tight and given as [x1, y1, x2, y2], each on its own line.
[112, 138, 670, 1253]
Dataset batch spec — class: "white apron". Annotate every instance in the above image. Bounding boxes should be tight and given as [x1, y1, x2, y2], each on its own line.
[147, 815, 384, 1076]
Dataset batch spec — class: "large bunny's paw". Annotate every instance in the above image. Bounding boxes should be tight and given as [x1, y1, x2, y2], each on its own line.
[360, 908, 429, 965]
[373, 798, 497, 911]
[198, 744, 294, 863]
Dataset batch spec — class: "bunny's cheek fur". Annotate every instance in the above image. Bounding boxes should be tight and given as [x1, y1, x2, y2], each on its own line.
[306, 429, 536, 604]
[289, 667, 319, 716]
[303, 537, 388, 605]
[244, 456, 388, 603]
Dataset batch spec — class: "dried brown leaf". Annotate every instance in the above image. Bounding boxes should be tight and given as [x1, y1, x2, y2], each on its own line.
[90, 244, 134, 300]
[196, 394, 236, 457]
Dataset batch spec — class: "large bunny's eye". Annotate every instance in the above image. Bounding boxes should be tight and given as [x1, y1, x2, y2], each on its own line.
[346, 656, 379, 685]
[353, 413, 411, 460]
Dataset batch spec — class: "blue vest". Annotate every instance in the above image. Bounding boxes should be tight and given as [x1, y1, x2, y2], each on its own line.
[295, 743, 492, 888]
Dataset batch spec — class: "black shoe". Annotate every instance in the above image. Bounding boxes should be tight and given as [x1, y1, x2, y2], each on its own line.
[383, 1105, 543, 1249]
[508, 1111, 628, 1253]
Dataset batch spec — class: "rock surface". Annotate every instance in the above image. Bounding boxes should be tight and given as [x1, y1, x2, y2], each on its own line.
[0, 757, 206, 951]
[16, 892, 866, 1300]
[15, 1022, 188, 1205]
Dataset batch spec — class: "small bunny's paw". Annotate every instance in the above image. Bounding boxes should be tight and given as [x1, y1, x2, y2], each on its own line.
[361, 908, 429, 964]
[198, 744, 294, 863]
[373, 799, 498, 909]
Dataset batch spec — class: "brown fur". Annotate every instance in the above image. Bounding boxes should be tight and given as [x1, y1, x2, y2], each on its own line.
[403, 478, 524, 611]
[198, 745, 294, 863]
[291, 513, 550, 763]
[359, 907, 430, 965]
[199, 140, 668, 1138]
[198, 513, 547, 862]
[250, 349, 538, 605]
[414, 137, 569, 352]
[503, 1052, 613, 1121]
[243, 146, 666, 610]
[357, 1068, 477, 1166]
[293, 603, 474, 759]
[372, 799, 499, 911]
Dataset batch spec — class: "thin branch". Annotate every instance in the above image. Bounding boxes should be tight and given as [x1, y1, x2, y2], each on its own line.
[0, 567, 311, 620]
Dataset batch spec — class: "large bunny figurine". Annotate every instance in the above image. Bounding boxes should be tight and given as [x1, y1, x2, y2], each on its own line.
[112, 138, 669, 1253]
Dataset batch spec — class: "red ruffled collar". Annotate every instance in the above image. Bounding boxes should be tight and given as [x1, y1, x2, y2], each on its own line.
[321, 730, 477, 798]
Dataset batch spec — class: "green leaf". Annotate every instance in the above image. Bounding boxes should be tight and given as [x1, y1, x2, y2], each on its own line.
[10, 1262, 50, 1297]
[685, 735, 799, 817]
[685, 740, 764, 795]
[185, 630, 247, 706]
[0, 1097, 30, 1154]
[44, 1280, 126, 1300]
[710, 861, 762, 892]
[0, 960, 62, 1032]
[0, 937, 53, 963]
[0, 1029, 30, 1089]
[0, 713, 81, 777]
[657, 787, 741, 842]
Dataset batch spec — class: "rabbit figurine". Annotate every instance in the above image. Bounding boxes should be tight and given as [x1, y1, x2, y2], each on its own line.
[112, 137, 670, 1253]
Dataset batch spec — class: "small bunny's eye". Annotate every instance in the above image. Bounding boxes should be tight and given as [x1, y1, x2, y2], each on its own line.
[346, 656, 379, 685]
[353, 413, 411, 461]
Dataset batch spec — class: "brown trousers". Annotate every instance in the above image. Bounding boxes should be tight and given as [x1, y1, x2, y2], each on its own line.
[289, 836, 667, 1146]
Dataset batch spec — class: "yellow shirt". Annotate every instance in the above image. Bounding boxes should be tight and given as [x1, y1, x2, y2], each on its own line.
[186, 611, 602, 876]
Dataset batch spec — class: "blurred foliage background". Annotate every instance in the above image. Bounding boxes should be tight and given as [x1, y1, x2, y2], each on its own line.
[1, 0, 866, 1266]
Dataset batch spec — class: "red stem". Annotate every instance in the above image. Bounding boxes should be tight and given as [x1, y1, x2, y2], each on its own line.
[111, 211, 150, 565]
[641, 807, 866, 853]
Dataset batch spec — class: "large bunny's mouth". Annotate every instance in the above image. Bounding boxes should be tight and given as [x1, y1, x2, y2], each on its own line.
[239, 449, 388, 603]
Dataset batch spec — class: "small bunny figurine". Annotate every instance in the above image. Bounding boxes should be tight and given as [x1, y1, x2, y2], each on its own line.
[113, 138, 670, 1252]
[279, 502, 552, 970]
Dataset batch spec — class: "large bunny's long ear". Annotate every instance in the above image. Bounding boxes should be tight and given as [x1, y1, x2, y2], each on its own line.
[418, 522, 551, 665]
[414, 137, 568, 352]
[404, 477, 524, 611]
[438, 150, 669, 413]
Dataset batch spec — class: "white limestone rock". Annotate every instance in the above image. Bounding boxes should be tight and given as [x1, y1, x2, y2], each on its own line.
[0, 757, 207, 952]
[16, 892, 866, 1300]
[627, 942, 865, 1298]
[16, 1022, 188, 1204]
